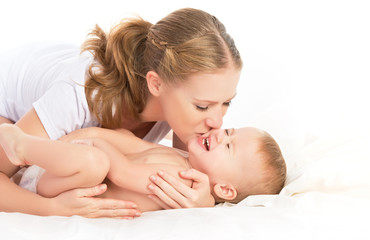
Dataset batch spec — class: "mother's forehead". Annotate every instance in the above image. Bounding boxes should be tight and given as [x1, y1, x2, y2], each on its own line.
[179, 68, 240, 92]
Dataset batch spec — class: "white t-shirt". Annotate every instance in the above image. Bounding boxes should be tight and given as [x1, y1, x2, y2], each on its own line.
[0, 42, 170, 142]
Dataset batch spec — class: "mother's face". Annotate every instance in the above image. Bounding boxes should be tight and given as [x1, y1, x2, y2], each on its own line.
[158, 65, 240, 145]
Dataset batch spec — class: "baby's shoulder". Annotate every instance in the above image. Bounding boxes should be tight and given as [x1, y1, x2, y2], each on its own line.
[130, 146, 190, 170]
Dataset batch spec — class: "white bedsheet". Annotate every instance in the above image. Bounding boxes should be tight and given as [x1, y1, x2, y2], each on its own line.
[1, 199, 369, 240]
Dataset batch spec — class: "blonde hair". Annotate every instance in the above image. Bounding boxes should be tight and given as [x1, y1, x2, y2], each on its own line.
[82, 8, 242, 128]
[231, 130, 286, 204]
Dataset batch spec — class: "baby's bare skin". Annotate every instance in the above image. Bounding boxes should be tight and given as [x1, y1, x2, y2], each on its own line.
[0, 124, 27, 166]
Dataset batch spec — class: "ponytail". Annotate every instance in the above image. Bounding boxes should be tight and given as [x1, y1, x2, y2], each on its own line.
[82, 18, 152, 128]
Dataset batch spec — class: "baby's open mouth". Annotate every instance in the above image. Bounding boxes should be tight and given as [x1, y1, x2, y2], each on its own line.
[202, 137, 210, 151]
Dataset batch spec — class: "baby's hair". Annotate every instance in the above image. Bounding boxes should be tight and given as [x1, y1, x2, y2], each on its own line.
[81, 8, 242, 128]
[257, 130, 287, 194]
[231, 130, 286, 204]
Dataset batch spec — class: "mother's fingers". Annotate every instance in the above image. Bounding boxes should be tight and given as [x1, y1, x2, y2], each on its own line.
[54, 184, 141, 218]
[148, 171, 193, 208]
[179, 169, 210, 185]
[147, 180, 182, 209]
[150, 170, 215, 208]
[93, 197, 139, 210]
[78, 197, 141, 218]
[86, 207, 141, 219]
[158, 171, 194, 197]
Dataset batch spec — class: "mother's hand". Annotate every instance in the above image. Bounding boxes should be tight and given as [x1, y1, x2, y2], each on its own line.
[52, 184, 141, 219]
[147, 169, 215, 209]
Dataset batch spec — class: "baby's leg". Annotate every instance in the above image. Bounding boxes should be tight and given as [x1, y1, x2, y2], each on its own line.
[37, 140, 111, 197]
[0, 124, 110, 197]
[35, 139, 111, 198]
[0, 124, 27, 166]
[0, 121, 23, 179]
[34, 138, 111, 197]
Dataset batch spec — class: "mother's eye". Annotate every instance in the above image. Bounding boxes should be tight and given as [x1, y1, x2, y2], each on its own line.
[195, 105, 209, 112]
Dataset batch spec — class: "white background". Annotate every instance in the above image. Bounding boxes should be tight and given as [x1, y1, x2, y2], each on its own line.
[1, 0, 369, 149]
[1, 3, 370, 237]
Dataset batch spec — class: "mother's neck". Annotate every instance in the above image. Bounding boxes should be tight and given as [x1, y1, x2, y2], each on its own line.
[139, 95, 164, 122]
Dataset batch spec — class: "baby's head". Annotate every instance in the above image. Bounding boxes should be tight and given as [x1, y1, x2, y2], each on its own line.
[187, 127, 286, 204]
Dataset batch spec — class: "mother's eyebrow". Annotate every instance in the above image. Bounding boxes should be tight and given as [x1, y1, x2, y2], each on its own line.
[193, 93, 237, 104]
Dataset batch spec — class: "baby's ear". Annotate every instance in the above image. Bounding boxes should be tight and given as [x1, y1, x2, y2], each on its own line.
[146, 71, 162, 97]
[213, 183, 237, 201]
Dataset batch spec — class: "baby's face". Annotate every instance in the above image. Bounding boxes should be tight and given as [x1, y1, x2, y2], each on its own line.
[187, 127, 264, 186]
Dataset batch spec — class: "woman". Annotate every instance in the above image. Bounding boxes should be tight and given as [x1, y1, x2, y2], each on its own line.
[0, 8, 242, 218]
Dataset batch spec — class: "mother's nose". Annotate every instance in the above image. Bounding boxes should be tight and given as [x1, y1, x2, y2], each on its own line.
[205, 111, 223, 130]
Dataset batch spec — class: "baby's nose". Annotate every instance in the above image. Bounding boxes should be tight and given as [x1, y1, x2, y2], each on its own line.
[215, 130, 225, 144]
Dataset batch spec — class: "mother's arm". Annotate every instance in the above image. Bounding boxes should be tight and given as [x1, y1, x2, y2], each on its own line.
[0, 109, 139, 218]
[0, 112, 51, 215]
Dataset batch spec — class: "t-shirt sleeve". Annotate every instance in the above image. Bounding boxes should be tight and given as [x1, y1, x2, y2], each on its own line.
[33, 80, 99, 140]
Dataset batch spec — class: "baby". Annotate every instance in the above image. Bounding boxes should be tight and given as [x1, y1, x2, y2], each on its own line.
[0, 124, 286, 212]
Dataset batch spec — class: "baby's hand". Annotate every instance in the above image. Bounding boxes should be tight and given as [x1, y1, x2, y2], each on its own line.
[0, 124, 27, 166]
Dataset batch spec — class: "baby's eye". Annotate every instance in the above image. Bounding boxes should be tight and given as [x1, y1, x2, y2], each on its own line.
[225, 129, 230, 149]
[195, 105, 209, 112]
[223, 101, 232, 107]
[225, 129, 232, 150]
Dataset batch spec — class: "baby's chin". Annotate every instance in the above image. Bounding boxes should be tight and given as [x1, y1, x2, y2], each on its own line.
[186, 138, 196, 153]
[187, 137, 204, 157]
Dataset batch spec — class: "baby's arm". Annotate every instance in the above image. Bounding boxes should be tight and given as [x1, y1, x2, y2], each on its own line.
[90, 139, 192, 194]
[60, 127, 155, 155]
